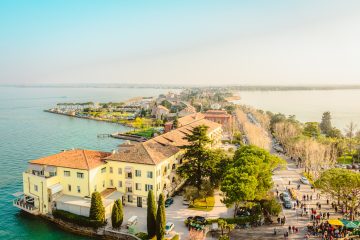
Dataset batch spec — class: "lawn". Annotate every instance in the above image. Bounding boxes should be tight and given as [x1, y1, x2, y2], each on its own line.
[189, 196, 215, 212]
[127, 128, 156, 138]
[337, 156, 353, 164]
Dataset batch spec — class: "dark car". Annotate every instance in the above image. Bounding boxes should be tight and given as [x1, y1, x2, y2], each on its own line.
[193, 216, 206, 224]
[165, 198, 174, 207]
[283, 200, 292, 209]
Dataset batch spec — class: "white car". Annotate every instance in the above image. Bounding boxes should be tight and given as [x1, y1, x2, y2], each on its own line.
[300, 176, 310, 185]
[165, 222, 175, 234]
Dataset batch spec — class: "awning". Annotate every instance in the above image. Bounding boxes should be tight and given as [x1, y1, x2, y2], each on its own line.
[328, 219, 344, 226]
[49, 183, 63, 195]
[29, 164, 43, 171]
[340, 219, 359, 229]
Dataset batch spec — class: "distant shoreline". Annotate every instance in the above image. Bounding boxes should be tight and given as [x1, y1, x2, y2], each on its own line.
[2, 84, 360, 91]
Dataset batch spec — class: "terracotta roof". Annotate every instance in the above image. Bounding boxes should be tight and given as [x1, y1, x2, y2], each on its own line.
[29, 149, 111, 170]
[178, 113, 205, 127]
[105, 141, 180, 165]
[105, 118, 222, 165]
[157, 105, 169, 111]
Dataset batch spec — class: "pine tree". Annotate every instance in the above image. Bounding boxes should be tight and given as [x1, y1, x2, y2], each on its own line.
[173, 116, 179, 129]
[147, 190, 157, 238]
[111, 199, 123, 229]
[156, 194, 166, 240]
[320, 111, 332, 136]
[89, 191, 105, 223]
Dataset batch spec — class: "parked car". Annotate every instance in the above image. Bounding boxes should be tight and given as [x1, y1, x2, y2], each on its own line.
[280, 192, 291, 201]
[165, 198, 174, 207]
[300, 176, 310, 185]
[193, 216, 206, 224]
[165, 222, 175, 234]
[283, 201, 292, 209]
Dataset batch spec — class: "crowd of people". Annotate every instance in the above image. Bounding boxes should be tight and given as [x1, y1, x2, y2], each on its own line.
[306, 221, 351, 239]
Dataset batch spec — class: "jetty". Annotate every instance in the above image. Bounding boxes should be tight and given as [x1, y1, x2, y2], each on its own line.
[110, 132, 147, 142]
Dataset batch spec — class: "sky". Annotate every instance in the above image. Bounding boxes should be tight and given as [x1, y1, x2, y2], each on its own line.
[1, 0, 360, 86]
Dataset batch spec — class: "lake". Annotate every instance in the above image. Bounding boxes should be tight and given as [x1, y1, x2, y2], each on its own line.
[0, 87, 176, 240]
[236, 89, 360, 131]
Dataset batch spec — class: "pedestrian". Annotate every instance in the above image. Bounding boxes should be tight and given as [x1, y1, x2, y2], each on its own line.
[283, 216, 286, 225]
[277, 217, 280, 224]
[327, 199, 329, 205]
[303, 195, 306, 201]
[288, 225, 291, 234]
[319, 203, 321, 210]
[289, 180, 291, 185]
[292, 226, 295, 233]
[280, 218, 283, 225]
[327, 212, 330, 219]
[276, 189, 279, 197]
[307, 194, 309, 201]
[335, 205, 338, 213]
[310, 195, 312, 201]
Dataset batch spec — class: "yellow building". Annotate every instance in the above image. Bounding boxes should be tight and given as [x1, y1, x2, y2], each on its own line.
[13, 117, 222, 216]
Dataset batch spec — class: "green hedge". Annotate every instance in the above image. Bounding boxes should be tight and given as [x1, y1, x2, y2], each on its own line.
[135, 232, 148, 240]
[206, 215, 261, 225]
[53, 209, 105, 228]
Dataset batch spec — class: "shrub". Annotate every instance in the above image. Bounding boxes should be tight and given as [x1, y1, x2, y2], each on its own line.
[261, 198, 282, 216]
[206, 215, 261, 225]
[171, 234, 180, 240]
[147, 190, 157, 238]
[89, 191, 105, 223]
[111, 199, 123, 229]
[156, 194, 166, 240]
[135, 232, 148, 240]
[218, 236, 230, 240]
[53, 209, 104, 228]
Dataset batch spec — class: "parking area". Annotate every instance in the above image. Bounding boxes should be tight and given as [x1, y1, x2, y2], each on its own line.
[117, 192, 233, 239]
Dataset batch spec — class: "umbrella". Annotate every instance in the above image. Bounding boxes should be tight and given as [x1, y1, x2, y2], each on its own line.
[328, 219, 344, 226]
[340, 219, 359, 229]
[353, 221, 360, 227]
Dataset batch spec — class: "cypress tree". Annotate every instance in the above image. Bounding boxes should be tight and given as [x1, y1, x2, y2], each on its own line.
[111, 199, 123, 229]
[156, 194, 166, 240]
[89, 191, 105, 222]
[147, 190, 157, 238]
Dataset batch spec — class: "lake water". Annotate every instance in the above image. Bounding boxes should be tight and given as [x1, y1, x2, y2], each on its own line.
[0, 87, 176, 240]
[236, 89, 360, 131]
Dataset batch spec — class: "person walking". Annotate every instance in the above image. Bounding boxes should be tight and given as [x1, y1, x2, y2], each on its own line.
[327, 212, 330, 219]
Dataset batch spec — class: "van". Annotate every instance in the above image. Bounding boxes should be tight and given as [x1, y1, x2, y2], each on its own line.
[126, 216, 138, 228]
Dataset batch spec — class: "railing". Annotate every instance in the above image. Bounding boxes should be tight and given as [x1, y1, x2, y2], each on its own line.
[13, 198, 39, 215]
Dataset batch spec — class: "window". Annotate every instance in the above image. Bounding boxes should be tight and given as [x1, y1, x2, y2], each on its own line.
[145, 184, 153, 191]
[118, 168, 122, 175]
[49, 171, 57, 177]
[135, 170, 141, 177]
[77, 172, 84, 179]
[136, 183, 141, 191]
[64, 170, 70, 177]
[128, 195, 133, 203]
[77, 186, 81, 193]
[34, 184, 38, 192]
[68, 184, 72, 192]
[110, 179, 113, 186]
[110, 167, 113, 173]
[118, 181, 122, 188]
[101, 167, 106, 173]
[147, 171, 153, 179]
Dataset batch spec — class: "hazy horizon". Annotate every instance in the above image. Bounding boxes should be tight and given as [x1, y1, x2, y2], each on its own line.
[1, 0, 360, 86]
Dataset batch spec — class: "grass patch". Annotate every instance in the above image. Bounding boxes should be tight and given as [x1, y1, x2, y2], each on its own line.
[127, 128, 156, 138]
[188, 196, 215, 212]
[337, 156, 353, 164]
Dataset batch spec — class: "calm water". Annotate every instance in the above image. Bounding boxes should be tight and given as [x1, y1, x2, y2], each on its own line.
[0, 87, 176, 240]
[237, 89, 360, 131]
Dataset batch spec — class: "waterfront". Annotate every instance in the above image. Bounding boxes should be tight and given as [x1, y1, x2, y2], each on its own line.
[0, 87, 175, 240]
[237, 89, 360, 131]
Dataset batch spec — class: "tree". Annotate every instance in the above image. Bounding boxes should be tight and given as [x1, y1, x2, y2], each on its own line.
[218, 219, 235, 237]
[183, 186, 198, 206]
[89, 191, 105, 223]
[315, 169, 360, 220]
[221, 145, 285, 217]
[320, 111, 332, 136]
[198, 180, 215, 209]
[156, 194, 166, 240]
[173, 116, 179, 129]
[345, 121, 358, 164]
[328, 127, 343, 138]
[111, 199, 123, 229]
[177, 125, 212, 190]
[147, 190, 157, 238]
[303, 122, 321, 138]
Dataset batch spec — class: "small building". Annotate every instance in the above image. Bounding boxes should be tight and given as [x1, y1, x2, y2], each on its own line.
[151, 105, 170, 119]
[204, 110, 232, 131]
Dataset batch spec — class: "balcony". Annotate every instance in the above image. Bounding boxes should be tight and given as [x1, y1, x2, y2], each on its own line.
[13, 196, 39, 215]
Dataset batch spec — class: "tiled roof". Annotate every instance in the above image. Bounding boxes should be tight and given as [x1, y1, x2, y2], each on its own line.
[178, 113, 205, 127]
[105, 118, 222, 165]
[29, 149, 111, 170]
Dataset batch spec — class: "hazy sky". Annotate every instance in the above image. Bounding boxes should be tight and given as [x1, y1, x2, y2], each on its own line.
[1, 0, 360, 85]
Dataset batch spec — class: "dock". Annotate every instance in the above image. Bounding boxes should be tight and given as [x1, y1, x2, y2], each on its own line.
[110, 132, 147, 142]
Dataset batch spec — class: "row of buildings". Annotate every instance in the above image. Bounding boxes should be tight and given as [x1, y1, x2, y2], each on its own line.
[13, 114, 223, 218]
